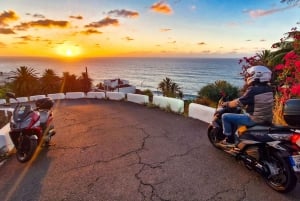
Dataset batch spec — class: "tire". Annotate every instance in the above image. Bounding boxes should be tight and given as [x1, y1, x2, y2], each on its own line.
[16, 137, 38, 163]
[264, 151, 297, 193]
[207, 125, 224, 149]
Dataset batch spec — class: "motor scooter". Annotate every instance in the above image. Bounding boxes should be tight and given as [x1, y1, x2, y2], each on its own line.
[7, 92, 56, 163]
[207, 97, 300, 193]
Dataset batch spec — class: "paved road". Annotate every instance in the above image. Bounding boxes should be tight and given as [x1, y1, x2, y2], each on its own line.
[0, 99, 300, 201]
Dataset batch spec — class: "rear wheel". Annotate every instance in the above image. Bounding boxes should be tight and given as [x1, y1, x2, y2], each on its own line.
[16, 137, 37, 163]
[264, 152, 297, 193]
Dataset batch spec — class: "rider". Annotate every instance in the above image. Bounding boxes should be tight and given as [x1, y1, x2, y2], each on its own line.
[220, 65, 274, 146]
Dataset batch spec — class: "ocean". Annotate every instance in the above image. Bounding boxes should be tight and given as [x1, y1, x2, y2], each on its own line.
[0, 57, 244, 97]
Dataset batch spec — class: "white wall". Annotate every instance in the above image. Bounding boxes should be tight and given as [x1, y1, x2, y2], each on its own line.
[127, 93, 149, 104]
[153, 95, 184, 113]
[188, 103, 215, 123]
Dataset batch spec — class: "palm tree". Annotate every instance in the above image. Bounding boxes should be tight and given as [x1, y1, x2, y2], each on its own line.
[11, 66, 39, 97]
[78, 72, 92, 93]
[39, 69, 61, 94]
[61, 72, 79, 93]
[256, 50, 272, 66]
[158, 77, 182, 98]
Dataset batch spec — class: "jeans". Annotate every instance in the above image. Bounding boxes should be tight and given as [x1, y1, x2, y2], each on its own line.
[222, 113, 256, 136]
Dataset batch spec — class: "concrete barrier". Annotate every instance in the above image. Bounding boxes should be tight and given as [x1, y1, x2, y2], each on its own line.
[0, 108, 14, 155]
[9, 97, 29, 103]
[127, 93, 149, 104]
[106, 92, 125, 100]
[29, 95, 46, 101]
[47, 93, 65, 100]
[65, 92, 85, 99]
[86, 92, 105, 99]
[188, 103, 215, 123]
[0, 99, 6, 105]
[153, 95, 184, 113]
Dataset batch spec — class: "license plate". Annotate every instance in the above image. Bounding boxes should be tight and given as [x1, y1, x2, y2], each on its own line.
[289, 155, 300, 172]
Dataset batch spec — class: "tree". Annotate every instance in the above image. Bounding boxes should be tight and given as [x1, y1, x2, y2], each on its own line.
[158, 77, 182, 98]
[78, 72, 92, 93]
[61, 72, 79, 93]
[197, 80, 239, 104]
[11, 66, 39, 97]
[39, 69, 61, 94]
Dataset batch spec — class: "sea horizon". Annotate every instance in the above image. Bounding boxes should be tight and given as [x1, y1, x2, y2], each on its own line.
[0, 56, 244, 97]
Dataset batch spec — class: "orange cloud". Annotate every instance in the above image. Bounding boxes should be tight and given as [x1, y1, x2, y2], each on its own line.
[0, 10, 19, 26]
[85, 17, 119, 28]
[150, 2, 173, 14]
[0, 41, 5, 47]
[14, 19, 69, 30]
[0, 28, 15, 34]
[81, 29, 103, 35]
[108, 9, 139, 18]
[248, 4, 298, 18]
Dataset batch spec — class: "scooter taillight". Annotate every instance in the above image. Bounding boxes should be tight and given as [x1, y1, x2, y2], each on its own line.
[290, 133, 300, 147]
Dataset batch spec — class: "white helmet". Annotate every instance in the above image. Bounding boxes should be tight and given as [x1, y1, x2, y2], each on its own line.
[245, 65, 272, 85]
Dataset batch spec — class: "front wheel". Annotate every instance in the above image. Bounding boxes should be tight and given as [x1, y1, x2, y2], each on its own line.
[207, 125, 225, 149]
[16, 137, 37, 163]
[264, 151, 297, 193]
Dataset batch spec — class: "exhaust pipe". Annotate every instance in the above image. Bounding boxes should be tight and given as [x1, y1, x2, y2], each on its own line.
[238, 154, 269, 176]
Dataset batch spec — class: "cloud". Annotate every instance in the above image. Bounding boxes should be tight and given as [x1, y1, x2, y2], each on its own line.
[0, 10, 19, 26]
[108, 9, 139, 18]
[248, 4, 298, 18]
[33, 14, 45, 18]
[14, 19, 69, 30]
[85, 17, 119, 28]
[160, 28, 172, 32]
[150, 1, 173, 15]
[0, 41, 5, 47]
[0, 28, 15, 34]
[197, 42, 206, 45]
[123, 36, 134, 41]
[70, 15, 83, 20]
[81, 29, 102, 35]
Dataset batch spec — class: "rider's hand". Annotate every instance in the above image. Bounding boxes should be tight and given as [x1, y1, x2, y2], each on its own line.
[221, 101, 229, 108]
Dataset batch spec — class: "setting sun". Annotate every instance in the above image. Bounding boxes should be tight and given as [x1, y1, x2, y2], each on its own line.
[55, 44, 81, 58]
[66, 49, 73, 57]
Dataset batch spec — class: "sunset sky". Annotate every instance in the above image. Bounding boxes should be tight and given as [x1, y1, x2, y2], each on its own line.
[0, 0, 299, 58]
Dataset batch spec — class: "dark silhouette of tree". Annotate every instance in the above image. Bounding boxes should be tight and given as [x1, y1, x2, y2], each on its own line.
[158, 77, 182, 98]
[11, 66, 39, 97]
[61, 72, 79, 93]
[39, 69, 61, 94]
[78, 72, 92, 93]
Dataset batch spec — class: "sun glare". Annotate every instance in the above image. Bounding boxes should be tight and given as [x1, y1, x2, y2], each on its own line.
[56, 44, 81, 58]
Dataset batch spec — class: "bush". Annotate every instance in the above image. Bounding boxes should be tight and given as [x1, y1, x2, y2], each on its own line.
[197, 80, 239, 105]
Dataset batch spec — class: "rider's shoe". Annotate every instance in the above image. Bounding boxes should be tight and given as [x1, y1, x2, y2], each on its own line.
[218, 138, 236, 148]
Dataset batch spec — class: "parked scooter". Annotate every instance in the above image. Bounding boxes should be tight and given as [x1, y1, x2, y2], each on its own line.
[7, 92, 56, 163]
[207, 97, 300, 193]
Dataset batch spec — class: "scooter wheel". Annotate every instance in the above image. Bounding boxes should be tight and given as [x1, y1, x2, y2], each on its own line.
[16, 138, 37, 163]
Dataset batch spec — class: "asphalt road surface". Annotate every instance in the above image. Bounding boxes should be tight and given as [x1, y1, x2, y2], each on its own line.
[1, 99, 300, 201]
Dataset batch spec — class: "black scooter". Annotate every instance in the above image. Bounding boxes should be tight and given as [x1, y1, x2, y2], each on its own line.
[207, 98, 300, 193]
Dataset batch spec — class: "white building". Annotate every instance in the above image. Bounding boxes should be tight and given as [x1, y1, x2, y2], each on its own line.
[103, 79, 136, 94]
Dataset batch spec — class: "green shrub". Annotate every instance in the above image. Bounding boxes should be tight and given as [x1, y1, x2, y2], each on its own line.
[197, 80, 239, 105]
